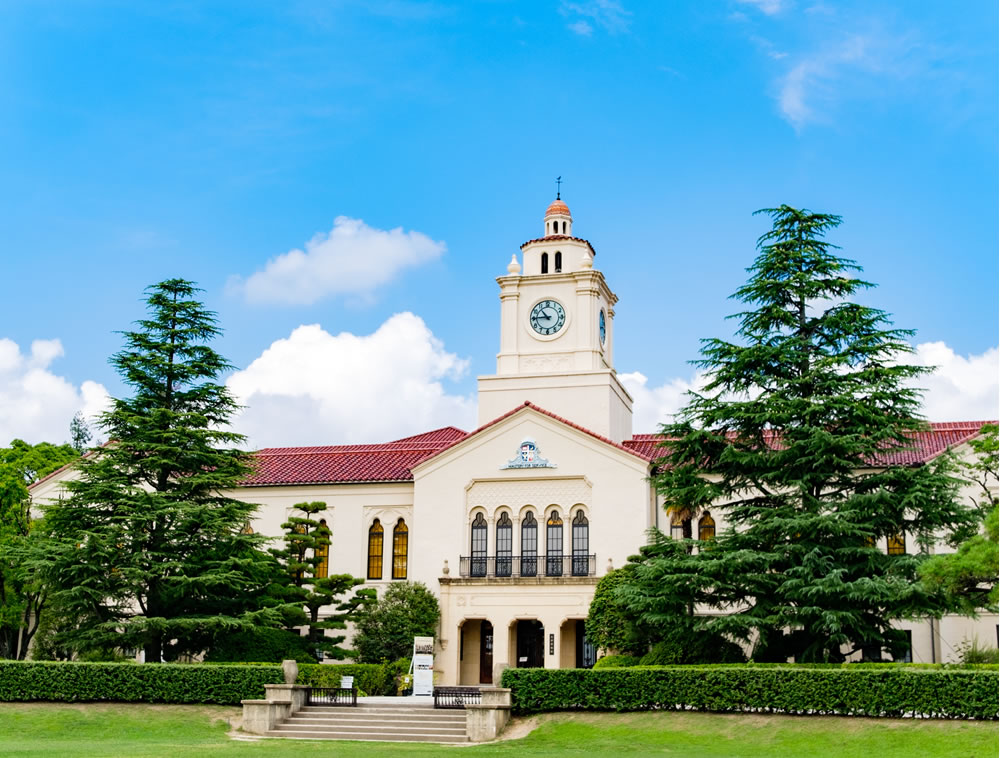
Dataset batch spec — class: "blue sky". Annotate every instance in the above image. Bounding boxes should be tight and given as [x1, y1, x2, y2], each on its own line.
[1, 0, 997, 447]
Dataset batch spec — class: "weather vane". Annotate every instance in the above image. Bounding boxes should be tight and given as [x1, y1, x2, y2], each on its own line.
[555, 176, 562, 200]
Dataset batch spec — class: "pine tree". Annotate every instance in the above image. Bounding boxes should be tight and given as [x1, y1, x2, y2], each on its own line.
[32, 279, 281, 662]
[270, 501, 371, 661]
[628, 206, 971, 662]
[69, 412, 92, 454]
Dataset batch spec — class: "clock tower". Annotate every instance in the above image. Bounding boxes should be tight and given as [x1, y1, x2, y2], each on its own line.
[477, 196, 634, 442]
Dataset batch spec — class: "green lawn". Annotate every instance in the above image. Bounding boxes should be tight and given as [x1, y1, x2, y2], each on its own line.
[0, 703, 995, 758]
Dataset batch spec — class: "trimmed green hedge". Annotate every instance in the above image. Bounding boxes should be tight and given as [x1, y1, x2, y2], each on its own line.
[296, 660, 410, 696]
[500, 666, 999, 719]
[592, 654, 640, 669]
[0, 661, 284, 704]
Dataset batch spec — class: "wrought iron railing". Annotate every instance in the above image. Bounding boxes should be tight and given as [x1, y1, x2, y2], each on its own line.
[306, 687, 358, 706]
[433, 686, 482, 709]
[458, 554, 596, 578]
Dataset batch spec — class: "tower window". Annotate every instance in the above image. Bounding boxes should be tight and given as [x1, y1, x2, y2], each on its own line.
[554, 251, 562, 273]
[546, 510, 563, 576]
[562, 221, 567, 234]
[521, 511, 537, 577]
[541, 252, 549, 274]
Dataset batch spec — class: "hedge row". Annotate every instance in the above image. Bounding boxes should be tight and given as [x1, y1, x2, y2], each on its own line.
[0, 661, 284, 705]
[499, 666, 999, 720]
[296, 661, 409, 696]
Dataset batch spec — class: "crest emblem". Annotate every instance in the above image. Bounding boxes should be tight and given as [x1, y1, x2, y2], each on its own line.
[502, 438, 555, 469]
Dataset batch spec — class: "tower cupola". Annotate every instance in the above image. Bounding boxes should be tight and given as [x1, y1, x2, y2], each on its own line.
[544, 197, 572, 237]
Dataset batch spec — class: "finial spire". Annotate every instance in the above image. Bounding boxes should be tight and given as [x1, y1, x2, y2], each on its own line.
[555, 175, 562, 200]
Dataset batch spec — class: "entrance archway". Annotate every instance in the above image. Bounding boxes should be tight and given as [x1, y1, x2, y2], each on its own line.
[479, 620, 494, 684]
[515, 619, 545, 668]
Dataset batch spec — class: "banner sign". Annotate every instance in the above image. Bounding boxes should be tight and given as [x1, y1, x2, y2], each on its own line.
[412, 636, 434, 696]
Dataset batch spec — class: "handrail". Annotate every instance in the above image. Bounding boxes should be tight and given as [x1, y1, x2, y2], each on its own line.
[457, 554, 596, 578]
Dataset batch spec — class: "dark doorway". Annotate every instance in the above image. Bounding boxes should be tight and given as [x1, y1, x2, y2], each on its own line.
[575, 620, 597, 668]
[479, 621, 493, 683]
[516, 620, 545, 668]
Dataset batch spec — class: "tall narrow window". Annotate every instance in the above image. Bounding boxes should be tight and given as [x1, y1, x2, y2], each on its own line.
[315, 519, 329, 578]
[887, 533, 906, 555]
[471, 513, 488, 577]
[496, 512, 513, 577]
[554, 251, 562, 272]
[541, 252, 549, 274]
[392, 518, 408, 579]
[367, 519, 384, 580]
[521, 512, 538, 577]
[546, 510, 563, 577]
[571, 510, 589, 576]
[698, 512, 716, 541]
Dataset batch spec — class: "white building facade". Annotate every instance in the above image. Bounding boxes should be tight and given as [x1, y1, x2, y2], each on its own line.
[30, 197, 998, 682]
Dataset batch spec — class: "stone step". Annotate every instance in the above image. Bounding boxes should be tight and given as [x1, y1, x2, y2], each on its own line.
[265, 729, 468, 743]
[286, 717, 466, 730]
[277, 722, 466, 736]
[297, 708, 464, 719]
[289, 714, 465, 725]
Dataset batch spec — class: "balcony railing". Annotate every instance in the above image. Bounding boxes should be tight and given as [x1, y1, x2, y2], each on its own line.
[458, 554, 596, 578]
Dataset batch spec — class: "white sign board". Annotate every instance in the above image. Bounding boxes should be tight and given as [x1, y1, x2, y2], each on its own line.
[412, 636, 434, 696]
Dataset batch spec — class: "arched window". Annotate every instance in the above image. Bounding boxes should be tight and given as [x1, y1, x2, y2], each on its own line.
[541, 252, 549, 274]
[554, 251, 562, 272]
[521, 512, 538, 577]
[315, 519, 329, 578]
[887, 533, 905, 555]
[571, 510, 589, 576]
[546, 510, 563, 576]
[367, 519, 384, 580]
[670, 512, 692, 541]
[470, 513, 488, 577]
[698, 512, 716, 541]
[562, 221, 567, 233]
[496, 512, 513, 577]
[392, 518, 408, 579]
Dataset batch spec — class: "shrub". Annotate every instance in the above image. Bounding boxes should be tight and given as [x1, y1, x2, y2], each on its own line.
[585, 566, 647, 656]
[957, 639, 1000, 665]
[593, 655, 641, 669]
[352, 582, 440, 664]
[204, 627, 316, 664]
[639, 634, 745, 665]
[499, 665, 999, 720]
[297, 662, 394, 696]
[0, 661, 283, 704]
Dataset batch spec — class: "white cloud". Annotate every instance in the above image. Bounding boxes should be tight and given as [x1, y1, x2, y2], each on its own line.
[619, 370, 710, 433]
[227, 313, 476, 447]
[560, 1, 631, 35]
[622, 341, 999, 433]
[736, 0, 785, 15]
[232, 216, 446, 305]
[0, 338, 110, 446]
[909, 342, 999, 422]
[774, 31, 926, 130]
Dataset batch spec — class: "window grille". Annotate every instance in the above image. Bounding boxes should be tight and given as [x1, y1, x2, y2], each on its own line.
[546, 510, 563, 576]
[470, 513, 487, 577]
[571, 510, 589, 576]
[496, 512, 513, 577]
[521, 512, 537, 577]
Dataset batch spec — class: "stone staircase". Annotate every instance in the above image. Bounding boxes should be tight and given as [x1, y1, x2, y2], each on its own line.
[266, 699, 469, 743]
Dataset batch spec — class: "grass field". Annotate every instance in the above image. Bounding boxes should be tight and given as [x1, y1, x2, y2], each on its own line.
[0, 703, 995, 758]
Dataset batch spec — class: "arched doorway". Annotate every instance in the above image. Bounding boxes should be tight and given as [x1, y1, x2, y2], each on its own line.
[515, 620, 545, 668]
[479, 620, 494, 684]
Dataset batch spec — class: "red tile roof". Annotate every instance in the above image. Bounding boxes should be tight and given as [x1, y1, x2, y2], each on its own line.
[621, 421, 995, 467]
[244, 426, 468, 486]
[520, 234, 596, 256]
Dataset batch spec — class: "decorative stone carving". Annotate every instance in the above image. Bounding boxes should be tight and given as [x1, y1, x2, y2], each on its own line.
[442, 559, 450, 576]
[467, 478, 591, 511]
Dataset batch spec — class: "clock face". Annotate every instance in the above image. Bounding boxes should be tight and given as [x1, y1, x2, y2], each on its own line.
[530, 299, 566, 335]
[599, 309, 606, 344]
